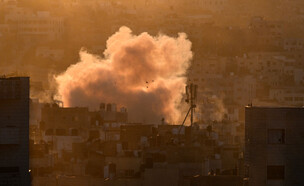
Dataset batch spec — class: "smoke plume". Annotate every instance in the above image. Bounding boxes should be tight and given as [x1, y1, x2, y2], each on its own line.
[197, 94, 227, 122]
[55, 27, 193, 123]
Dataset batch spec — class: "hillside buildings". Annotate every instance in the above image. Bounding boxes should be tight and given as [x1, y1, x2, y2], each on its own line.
[0, 5, 64, 41]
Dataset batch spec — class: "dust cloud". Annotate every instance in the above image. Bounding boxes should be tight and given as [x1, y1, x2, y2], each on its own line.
[55, 26, 192, 124]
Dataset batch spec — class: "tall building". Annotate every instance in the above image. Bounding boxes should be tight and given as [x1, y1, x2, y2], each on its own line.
[0, 77, 30, 185]
[245, 106, 304, 186]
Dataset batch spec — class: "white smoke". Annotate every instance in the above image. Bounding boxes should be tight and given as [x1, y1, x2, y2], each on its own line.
[55, 27, 193, 124]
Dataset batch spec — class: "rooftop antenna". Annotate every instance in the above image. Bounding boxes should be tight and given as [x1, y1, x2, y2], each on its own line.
[179, 83, 197, 135]
[187, 83, 197, 127]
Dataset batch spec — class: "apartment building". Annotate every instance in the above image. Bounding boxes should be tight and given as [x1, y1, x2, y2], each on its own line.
[0, 77, 30, 185]
[245, 106, 304, 186]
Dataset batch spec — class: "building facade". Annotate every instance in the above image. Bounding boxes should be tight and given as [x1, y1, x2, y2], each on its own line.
[245, 106, 304, 186]
[0, 77, 30, 185]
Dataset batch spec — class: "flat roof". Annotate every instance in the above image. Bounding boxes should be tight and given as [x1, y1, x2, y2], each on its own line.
[0, 76, 29, 80]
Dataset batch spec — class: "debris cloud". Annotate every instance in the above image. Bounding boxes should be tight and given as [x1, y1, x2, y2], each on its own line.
[55, 27, 192, 123]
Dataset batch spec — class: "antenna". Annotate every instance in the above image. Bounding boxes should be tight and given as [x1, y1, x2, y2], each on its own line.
[179, 83, 197, 128]
[178, 83, 197, 141]
[189, 84, 197, 127]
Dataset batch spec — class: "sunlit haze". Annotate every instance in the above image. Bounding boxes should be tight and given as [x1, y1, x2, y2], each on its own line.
[0, 0, 304, 185]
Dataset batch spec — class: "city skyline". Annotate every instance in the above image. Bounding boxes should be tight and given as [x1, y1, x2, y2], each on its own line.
[0, 0, 304, 185]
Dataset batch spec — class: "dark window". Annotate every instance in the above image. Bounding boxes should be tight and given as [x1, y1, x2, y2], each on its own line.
[267, 166, 285, 180]
[284, 97, 293, 101]
[45, 129, 54, 136]
[56, 129, 66, 136]
[71, 129, 78, 136]
[268, 129, 285, 144]
[244, 165, 249, 178]
[122, 142, 128, 150]
[89, 130, 99, 139]
[72, 116, 78, 121]
[109, 163, 116, 174]
[125, 169, 134, 177]
[233, 152, 239, 158]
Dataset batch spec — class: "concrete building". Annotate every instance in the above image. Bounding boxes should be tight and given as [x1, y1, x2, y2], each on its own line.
[41, 104, 90, 132]
[0, 77, 30, 185]
[104, 156, 141, 178]
[245, 106, 304, 186]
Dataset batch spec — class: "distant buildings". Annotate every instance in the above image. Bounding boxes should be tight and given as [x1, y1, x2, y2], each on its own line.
[0, 77, 30, 185]
[197, 0, 228, 13]
[35, 47, 64, 61]
[283, 38, 304, 51]
[249, 16, 283, 46]
[38, 103, 127, 157]
[0, 1, 304, 185]
[0, 5, 64, 41]
[245, 106, 304, 186]
[29, 104, 245, 185]
[269, 87, 304, 106]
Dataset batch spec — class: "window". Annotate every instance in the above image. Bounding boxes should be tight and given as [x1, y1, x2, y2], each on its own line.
[125, 169, 134, 177]
[284, 97, 293, 101]
[89, 130, 99, 139]
[56, 129, 66, 136]
[72, 116, 79, 122]
[122, 142, 128, 150]
[71, 129, 78, 136]
[268, 129, 285, 144]
[45, 129, 53, 136]
[267, 166, 284, 180]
